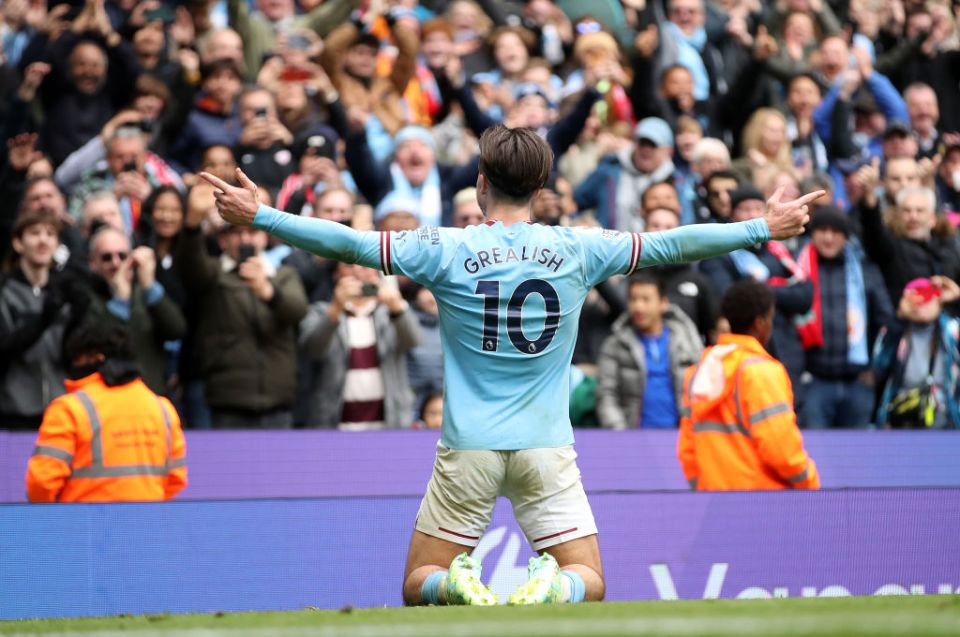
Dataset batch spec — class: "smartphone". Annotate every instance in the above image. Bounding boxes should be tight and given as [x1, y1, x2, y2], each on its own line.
[360, 282, 379, 297]
[139, 119, 154, 133]
[280, 66, 313, 82]
[144, 6, 175, 25]
[122, 160, 138, 172]
[287, 34, 312, 50]
[237, 244, 256, 264]
[253, 107, 268, 119]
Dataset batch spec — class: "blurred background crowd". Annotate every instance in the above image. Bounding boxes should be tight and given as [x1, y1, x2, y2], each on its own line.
[1, 0, 959, 432]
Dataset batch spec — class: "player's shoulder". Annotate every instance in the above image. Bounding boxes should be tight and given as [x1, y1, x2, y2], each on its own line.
[393, 225, 462, 247]
[548, 225, 633, 248]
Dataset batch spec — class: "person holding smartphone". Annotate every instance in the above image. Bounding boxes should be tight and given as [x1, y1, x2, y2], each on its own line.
[296, 261, 421, 430]
[172, 182, 308, 429]
[67, 126, 178, 233]
[234, 87, 296, 191]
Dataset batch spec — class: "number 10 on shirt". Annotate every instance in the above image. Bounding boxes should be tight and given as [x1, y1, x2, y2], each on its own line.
[474, 279, 561, 355]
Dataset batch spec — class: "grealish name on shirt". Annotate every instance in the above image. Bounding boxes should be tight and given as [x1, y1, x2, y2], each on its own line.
[464, 246, 565, 274]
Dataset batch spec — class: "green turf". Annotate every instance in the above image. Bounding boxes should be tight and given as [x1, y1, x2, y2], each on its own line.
[2, 595, 958, 636]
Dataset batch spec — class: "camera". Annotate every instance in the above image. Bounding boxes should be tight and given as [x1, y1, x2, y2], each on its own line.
[360, 283, 379, 297]
[122, 161, 137, 173]
[139, 119, 154, 133]
[253, 107, 268, 119]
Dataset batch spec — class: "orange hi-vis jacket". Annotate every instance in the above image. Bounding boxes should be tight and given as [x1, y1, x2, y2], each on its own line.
[25, 372, 187, 502]
[677, 333, 820, 491]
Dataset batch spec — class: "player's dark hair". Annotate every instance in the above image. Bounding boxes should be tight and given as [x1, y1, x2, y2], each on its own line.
[721, 280, 775, 335]
[478, 125, 552, 203]
[628, 271, 666, 298]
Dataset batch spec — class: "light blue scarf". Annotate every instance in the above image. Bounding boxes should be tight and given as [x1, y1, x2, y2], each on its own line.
[389, 163, 442, 227]
[729, 248, 770, 282]
[663, 22, 710, 101]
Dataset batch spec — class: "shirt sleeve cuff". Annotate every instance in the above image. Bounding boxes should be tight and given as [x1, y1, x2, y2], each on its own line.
[253, 204, 280, 230]
[143, 282, 165, 306]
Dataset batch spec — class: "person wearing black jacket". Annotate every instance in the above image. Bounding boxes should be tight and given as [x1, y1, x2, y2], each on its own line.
[700, 185, 813, 393]
[798, 208, 893, 429]
[0, 209, 89, 429]
[857, 166, 960, 310]
[11, 4, 141, 166]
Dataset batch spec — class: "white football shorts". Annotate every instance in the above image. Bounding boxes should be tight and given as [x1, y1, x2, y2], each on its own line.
[415, 443, 598, 551]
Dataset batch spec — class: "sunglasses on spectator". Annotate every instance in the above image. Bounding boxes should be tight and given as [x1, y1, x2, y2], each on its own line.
[576, 21, 602, 35]
[99, 251, 128, 263]
[708, 187, 735, 198]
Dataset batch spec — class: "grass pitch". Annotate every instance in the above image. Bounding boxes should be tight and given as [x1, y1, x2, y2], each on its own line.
[2, 595, 958, 637]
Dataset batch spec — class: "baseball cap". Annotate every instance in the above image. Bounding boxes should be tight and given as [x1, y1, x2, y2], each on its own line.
[634, 117, 673, 147]
[905, 277, 941, 304]
[729, 184, 765, 211]
[835, 154, 871, 175]
[292, 125, 338, 162]
[883, 120, 913, 140]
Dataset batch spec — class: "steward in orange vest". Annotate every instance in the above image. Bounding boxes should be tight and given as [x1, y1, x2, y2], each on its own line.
[678, 280, 819, 491]
[26, 322, 186, 502]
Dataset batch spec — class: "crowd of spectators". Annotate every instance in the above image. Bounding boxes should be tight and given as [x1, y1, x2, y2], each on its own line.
[1, 0, 959, 431]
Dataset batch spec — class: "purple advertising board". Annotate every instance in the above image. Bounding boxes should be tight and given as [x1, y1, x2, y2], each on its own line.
[1, 430, 958, 502]
[1, 489, 957, 619]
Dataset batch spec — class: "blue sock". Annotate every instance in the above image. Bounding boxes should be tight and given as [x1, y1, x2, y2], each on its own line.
[562, 571, 586, 603]
[421, 570, 446, 605]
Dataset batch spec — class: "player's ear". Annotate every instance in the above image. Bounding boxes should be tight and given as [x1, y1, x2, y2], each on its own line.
[477, 173, 489, 195]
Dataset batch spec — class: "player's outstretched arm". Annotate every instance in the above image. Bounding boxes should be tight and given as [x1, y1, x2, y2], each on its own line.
[198, 169, 380, 268]
[639, 188, 825, 267]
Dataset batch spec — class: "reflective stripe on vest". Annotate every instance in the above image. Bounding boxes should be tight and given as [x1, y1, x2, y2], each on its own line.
[748, 402, 791, 427]
[75, 391, 102, 465]
[71, 390, 170, 480]
[32, 445, 74, 465]
[692, 420, 750, 436]
[786, 463, 810, 484]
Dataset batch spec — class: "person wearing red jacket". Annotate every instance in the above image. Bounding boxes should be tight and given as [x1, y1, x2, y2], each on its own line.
[26, 322, 187, 503]
[678, 279, 819, 491]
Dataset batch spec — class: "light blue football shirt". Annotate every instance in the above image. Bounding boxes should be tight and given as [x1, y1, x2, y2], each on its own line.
[253, 206, 770, 450]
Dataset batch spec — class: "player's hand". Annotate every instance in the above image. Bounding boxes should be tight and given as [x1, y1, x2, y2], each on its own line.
[763, 187, 825, 241]
[199, 168, 260, 227]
